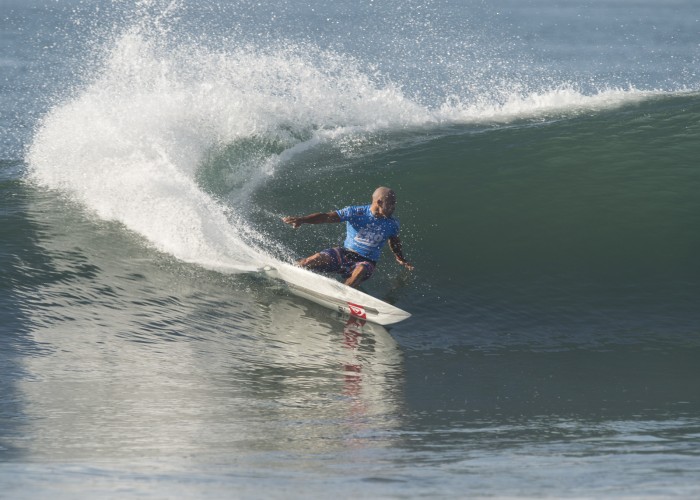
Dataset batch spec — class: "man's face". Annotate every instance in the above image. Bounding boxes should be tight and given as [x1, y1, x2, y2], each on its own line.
[375, 196, 396, 217]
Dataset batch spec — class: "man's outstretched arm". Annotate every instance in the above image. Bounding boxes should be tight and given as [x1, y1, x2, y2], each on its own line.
[389, 235, 414, 270]
[282, 211, 341, 229]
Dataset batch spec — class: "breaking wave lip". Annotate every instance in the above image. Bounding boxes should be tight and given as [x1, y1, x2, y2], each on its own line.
[25, 30, 667, 274]
[435, 85, 663, 124]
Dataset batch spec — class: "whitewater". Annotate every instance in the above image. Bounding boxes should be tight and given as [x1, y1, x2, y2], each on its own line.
[27, 28, 664, 278]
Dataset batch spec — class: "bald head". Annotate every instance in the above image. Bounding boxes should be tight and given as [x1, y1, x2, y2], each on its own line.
[371, 186, 397, 218]
[373, 186, 395, 202]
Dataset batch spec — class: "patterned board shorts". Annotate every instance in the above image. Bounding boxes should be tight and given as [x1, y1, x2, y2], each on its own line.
[319, 247, 377, 282]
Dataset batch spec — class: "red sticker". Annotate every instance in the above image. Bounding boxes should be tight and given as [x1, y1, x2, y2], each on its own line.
[347, 303, 367, 319]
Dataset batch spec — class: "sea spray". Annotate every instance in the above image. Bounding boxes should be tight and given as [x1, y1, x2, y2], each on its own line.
[27, 17, 661, 273]
[25, 29, 429, 271]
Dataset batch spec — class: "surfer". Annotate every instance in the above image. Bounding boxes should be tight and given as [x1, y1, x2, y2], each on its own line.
[282, 187, 414, 287]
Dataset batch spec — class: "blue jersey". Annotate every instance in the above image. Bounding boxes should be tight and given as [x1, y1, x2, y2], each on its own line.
[336, 205, 400, 262]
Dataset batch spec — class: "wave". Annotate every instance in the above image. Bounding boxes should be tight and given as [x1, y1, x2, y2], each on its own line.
[26, 27, 669, 275]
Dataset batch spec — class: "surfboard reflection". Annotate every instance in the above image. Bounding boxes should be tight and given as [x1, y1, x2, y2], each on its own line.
[261, 298, 404, 449]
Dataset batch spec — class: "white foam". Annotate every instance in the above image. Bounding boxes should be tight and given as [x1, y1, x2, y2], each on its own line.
[26, 30, 657, 272]
[437, 85, 659, 123]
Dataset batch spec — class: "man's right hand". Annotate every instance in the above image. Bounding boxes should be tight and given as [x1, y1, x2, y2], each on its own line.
[282, 216, 303, 229]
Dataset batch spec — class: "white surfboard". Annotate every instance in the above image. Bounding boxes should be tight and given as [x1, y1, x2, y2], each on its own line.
[262, 262, 411, 325]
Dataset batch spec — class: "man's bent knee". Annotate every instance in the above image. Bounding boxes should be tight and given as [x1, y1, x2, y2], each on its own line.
[344, 263, 373, 287]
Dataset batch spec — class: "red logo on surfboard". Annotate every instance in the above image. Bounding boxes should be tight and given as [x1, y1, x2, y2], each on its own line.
[347, 303, 367, 319]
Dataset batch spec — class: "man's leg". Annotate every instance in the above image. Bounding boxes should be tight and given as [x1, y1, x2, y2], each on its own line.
[343, 263, 373, 288]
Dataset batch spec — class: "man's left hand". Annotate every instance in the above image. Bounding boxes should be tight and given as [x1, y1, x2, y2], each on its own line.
[396, 257, 414, 271]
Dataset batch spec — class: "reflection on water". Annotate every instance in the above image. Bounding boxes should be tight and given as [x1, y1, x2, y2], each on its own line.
[10, 279, 404, 463]
[2, 192, 404, 464]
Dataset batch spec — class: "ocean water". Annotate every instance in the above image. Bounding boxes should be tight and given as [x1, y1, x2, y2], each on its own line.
[2, 0, 700, 497]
